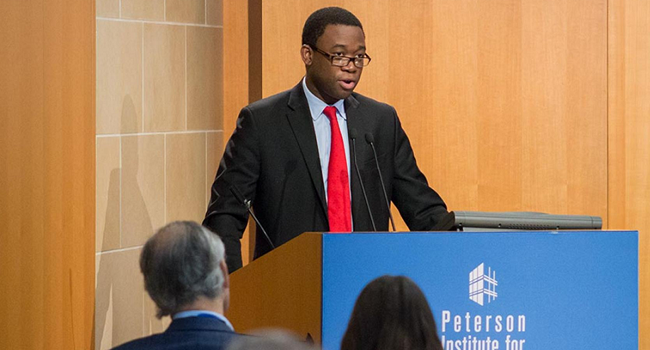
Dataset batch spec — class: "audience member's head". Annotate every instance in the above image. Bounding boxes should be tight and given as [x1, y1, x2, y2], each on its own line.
[226, 329, 317, 350]
[341, 275, 443, 350]
[140, 221, 229, 318]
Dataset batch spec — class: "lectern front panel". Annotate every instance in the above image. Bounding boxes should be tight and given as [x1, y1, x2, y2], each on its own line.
[321, 231, 637, 350]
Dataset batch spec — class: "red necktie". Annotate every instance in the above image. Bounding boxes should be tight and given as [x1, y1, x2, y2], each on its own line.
[323, 106, 351, 232]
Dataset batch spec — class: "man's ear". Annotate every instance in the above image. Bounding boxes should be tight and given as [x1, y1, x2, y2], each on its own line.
[220, 260, 230, 289]
[301, 44, 313, 66]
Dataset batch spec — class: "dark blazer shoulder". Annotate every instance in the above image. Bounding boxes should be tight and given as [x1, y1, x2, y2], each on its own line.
[244, 84, 301, 116]
[350, 91, 391, 107]
[348, 92, 397, 117]
[112, 318, 240, 350]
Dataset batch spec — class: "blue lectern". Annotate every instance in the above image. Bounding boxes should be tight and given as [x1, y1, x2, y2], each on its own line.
[227, 231, 638, 350]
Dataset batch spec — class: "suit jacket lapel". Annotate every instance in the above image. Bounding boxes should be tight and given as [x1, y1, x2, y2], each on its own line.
[286, 83, 328, 217]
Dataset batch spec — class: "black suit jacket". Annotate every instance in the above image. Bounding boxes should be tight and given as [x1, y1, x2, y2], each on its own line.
[204, 83, 447, 271]
[112, 317, 241, 350]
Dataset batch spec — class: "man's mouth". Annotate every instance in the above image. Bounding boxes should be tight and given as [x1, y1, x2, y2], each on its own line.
[339, 79, 356, 90]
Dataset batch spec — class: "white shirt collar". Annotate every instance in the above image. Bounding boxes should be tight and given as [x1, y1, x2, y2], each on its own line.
[302, 77, 346, 121]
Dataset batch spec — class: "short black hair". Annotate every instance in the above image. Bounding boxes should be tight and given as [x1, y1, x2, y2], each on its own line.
[302, 7, 364, 48]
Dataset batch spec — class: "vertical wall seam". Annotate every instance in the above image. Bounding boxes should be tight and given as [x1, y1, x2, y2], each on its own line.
[606, 0, 610, 229]
[141, 22, 145, 133]
[119, 136, 122, 248]
[185, 26, 188, 131]
[163, 135, 167, 224]
[205, 132, 208, 207]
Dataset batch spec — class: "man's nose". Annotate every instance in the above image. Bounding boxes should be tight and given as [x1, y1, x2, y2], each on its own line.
[341, 60, 357, 72]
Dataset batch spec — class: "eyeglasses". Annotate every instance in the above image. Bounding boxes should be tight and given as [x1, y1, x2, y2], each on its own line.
[311, 46, 371, 68]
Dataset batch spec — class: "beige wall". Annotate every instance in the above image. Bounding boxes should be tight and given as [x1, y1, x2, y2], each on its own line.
[94, 1, 224, 348]
[1, 0, 95, 349]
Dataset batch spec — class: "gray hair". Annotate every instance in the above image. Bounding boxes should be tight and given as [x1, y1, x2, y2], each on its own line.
[140, 221, 226, 318]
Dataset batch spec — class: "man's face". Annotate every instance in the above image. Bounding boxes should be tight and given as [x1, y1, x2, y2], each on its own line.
[303, 24, 366, 104]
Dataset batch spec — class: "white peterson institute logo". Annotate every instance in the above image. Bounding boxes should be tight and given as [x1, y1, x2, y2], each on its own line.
[469, 263, 498, 306]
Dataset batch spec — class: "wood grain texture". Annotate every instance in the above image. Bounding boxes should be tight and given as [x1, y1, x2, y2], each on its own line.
[609, 0, 650, 346]
[0, 0, 95, 349]
[256, 0, 607, 223]
[228, 233, 322, 341]
[223, 0, 253, 264]
[224, 0, 249, 161]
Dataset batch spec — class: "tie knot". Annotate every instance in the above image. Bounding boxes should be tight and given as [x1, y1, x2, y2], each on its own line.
[323, 106, 337, 121]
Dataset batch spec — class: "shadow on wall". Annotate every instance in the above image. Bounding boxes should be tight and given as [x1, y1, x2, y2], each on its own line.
[94, 96, 168, 350]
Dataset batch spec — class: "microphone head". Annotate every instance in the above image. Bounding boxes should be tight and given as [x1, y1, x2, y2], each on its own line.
[349, 128, 358, 140]
[365, 133, 375, 144]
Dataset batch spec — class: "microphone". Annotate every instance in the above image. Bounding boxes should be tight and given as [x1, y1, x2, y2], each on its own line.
[365, 133, 396, 231]
[229, 185, 275, 249]
[349, 128, 377, 231]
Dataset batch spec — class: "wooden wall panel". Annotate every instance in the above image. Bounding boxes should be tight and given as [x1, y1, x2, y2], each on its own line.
[224, 0, 253, 263]
[225, 5, 645, 345]
[565, 0, 608, 221]
[226, 0, 650, 348]
[0, 0, 95, 349]
[520, 1, 568, 214]
[228, 0, 610, 251]
[609, 0, 650, 347]
[476, 1, 523, 212]
[252, 0, 607, 225]
[228, 233, 322, 341]
[0, 1, 45, 348]
[425, 1, 479, 216]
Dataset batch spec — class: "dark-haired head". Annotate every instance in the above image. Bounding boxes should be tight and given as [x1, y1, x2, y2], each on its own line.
[341, 275, 443, 350]
[300, 7, 367, 104]
[302, 7, 364, 49]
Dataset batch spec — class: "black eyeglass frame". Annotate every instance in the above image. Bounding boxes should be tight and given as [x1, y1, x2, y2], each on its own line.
[310, 46, 372, 68]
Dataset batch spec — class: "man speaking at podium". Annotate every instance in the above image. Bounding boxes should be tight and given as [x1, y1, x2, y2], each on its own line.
[204, 7, 447, 272]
